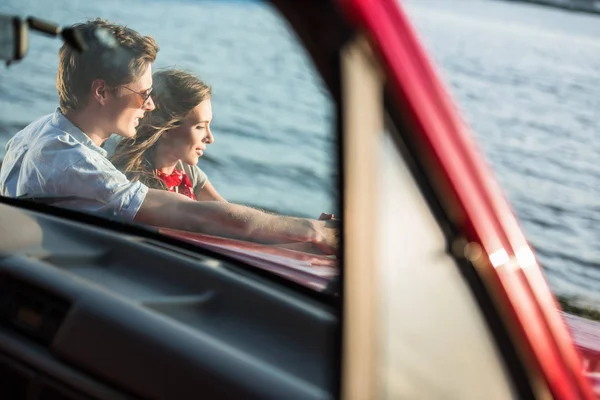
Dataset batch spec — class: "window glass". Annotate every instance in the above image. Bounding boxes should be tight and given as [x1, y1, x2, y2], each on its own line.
[0, 0, 339, 268]
[404, 0, 600, 311]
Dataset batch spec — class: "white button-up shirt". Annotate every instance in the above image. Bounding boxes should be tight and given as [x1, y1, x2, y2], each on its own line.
[0, 109, 148, 220]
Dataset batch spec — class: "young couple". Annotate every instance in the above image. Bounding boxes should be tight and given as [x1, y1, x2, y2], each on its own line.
[0, 19, 338, 254]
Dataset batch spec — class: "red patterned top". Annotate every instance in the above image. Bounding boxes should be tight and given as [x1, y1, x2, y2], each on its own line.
[156, 168, 196, 200]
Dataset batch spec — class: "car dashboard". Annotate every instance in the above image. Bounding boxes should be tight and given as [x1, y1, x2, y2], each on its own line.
[0, 201, 337, 400]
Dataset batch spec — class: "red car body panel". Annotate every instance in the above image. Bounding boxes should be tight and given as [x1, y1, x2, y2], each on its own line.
[565, 314, 600, 374]
[162, 0, 597, 397]
[158, 228, 337, 291]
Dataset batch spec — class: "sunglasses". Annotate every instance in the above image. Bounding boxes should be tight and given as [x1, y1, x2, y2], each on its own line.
[121, 86, 153, 106]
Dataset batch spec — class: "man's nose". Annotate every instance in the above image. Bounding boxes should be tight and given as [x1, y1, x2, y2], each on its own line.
[144, 96, 156, 111]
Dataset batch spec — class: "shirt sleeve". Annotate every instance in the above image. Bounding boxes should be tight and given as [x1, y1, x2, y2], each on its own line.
[57, 154, 148, 221]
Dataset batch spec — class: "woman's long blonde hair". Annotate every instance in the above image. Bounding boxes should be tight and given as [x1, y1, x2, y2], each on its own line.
[111, 69, 212, 189]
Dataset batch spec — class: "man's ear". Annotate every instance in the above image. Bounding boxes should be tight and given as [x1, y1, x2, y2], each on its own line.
[91, 79, 110, 106]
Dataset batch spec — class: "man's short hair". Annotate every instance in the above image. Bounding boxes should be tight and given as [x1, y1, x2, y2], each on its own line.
[57, 18, 159, 113]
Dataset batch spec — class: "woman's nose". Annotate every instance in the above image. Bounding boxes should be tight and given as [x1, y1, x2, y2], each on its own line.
[204, 128, 214, 144]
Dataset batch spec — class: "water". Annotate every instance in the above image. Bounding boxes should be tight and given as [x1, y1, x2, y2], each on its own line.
[404, 0, 600, 304]
[0, 0, 599, 304]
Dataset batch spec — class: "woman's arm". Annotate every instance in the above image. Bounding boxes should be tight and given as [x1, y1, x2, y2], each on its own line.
[196, 180, 227, 202]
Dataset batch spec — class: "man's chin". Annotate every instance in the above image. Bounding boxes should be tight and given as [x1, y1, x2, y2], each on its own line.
[115, 129, 137, 138]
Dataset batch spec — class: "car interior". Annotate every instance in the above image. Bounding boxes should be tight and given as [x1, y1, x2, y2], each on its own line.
[0, 0, 588, 399]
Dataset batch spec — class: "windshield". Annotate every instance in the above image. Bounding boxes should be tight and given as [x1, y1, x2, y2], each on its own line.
[0, 0, 339, 288]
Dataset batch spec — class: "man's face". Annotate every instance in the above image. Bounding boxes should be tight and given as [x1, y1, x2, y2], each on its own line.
[104, 64, 155, 138]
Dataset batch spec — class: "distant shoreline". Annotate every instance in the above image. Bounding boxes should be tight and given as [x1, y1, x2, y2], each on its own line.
[501, 0, 600, 15]
[558, 296, 600, 321]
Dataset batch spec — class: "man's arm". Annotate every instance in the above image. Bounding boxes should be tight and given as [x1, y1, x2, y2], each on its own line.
[134, 188, 338, 254]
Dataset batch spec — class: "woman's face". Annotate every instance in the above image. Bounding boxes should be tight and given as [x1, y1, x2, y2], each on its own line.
[166, 99, 214, 166]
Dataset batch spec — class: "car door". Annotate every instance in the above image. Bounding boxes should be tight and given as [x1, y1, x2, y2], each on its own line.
[318, 0, 596, 398]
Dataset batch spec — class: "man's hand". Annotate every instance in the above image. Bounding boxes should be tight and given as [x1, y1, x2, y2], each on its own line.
[313, 218, 340, 255]
[318, 213, 335, 221]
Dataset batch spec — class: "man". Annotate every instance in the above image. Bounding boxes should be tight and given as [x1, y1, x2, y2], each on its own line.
[0, 19, 338, 254]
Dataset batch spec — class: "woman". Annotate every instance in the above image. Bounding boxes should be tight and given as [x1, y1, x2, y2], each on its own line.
[111, 69, 226, 202]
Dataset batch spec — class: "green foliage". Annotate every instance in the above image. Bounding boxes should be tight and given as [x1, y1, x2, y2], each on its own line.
[558, 295, 600, 322]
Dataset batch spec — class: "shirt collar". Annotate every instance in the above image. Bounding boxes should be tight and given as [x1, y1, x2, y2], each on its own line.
[52, 108, 108, 158]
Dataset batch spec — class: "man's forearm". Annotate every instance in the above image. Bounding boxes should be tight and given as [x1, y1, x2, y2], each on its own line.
[136, 189, 326, 247]
[178, 201, 319, 245]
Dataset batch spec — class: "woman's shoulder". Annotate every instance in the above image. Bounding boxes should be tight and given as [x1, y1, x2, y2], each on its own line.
[180, 161, 208, 190]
